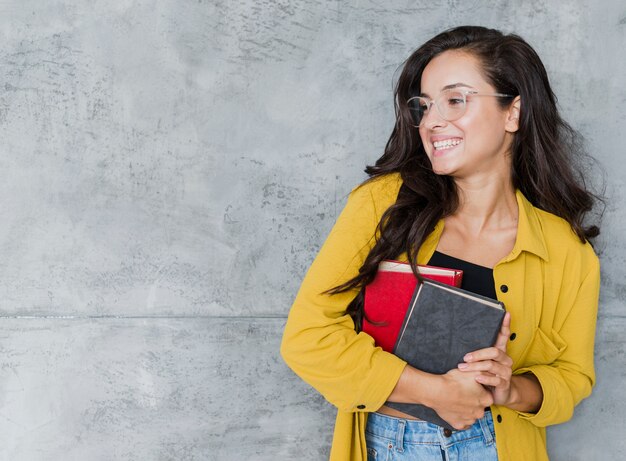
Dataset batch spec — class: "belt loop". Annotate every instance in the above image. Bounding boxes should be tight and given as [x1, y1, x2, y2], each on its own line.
[395, 419, 406, 453]
[479, 413, 495, 446]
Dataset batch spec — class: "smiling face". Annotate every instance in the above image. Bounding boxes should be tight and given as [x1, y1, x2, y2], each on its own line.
[418, 50, 519, 181]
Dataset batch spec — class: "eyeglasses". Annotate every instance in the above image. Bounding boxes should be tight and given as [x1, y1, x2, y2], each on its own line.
[407, 88, 515, 127]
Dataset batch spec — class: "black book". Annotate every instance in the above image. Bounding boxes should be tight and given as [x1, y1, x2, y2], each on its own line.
[385, 278, 505, 430]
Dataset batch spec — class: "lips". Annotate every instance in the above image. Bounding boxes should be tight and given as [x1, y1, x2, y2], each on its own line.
[432, 138, 462, 150]
[430, 137, 463, 157]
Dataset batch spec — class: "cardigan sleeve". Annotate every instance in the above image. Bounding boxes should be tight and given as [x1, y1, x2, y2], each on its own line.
[280, 178, 406, 413]
[514, 245, 600, 427]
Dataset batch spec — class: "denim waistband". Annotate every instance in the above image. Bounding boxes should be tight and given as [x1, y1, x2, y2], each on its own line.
[366, 411, 495, 450]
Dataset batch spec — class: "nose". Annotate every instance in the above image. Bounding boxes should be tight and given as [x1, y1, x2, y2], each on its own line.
[420, 106, 447, 130]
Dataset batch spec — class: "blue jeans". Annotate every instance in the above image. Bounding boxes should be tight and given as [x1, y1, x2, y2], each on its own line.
[365, 411, 498, 461]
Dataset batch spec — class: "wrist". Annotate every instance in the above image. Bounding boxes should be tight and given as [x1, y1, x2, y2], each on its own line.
[414, 370, 440, 408]
[387, 365, 434, 405]
[507, 373, 543, 413]
[506, 376, 522, 407]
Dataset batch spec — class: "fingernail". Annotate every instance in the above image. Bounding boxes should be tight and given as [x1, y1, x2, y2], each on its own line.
[458, 363, 468, 369]
[464, 354, 473, 361]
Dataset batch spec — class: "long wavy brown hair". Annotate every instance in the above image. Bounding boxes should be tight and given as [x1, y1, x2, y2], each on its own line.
[327, 26, 604, 330]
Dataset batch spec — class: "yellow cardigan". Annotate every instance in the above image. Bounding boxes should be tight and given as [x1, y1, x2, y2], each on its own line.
[281, 173, 600, 461]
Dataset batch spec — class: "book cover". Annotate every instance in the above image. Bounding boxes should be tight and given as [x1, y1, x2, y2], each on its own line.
[362, 260, 463, 353]
[385, 279, 505, 429]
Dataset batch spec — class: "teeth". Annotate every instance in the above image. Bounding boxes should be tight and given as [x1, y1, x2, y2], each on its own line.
[433, 139, 462, 149]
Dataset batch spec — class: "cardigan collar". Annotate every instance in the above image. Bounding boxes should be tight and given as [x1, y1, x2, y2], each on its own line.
[417, 189, 549, 264]
[506, 189, 549, 262]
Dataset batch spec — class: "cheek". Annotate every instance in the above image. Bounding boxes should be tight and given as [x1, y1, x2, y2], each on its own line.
[458, 117, 506, 149]
[418, 129, 429, 148]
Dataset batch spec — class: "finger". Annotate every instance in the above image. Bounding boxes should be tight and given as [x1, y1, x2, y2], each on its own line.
[458, 360, 512, 377]
[494, 312, 511, 351]
[475, 373, 509, 388]
[463, 347, 504, 362]
[452, 421, 476, 431]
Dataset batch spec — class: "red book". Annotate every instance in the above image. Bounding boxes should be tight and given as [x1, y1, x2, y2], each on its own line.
[362, 260, 463, 352]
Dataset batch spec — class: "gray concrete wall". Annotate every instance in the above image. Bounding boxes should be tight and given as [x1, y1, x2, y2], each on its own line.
[0, 1, 623, 460]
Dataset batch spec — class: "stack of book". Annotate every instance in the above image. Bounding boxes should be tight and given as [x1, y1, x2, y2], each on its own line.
[363, 260, 505, 429]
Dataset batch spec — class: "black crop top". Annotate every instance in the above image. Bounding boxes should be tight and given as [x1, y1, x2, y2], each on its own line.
[428, 251, 498, 300]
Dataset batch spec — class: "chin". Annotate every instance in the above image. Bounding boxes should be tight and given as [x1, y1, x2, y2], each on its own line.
[429, 161, 457, 177]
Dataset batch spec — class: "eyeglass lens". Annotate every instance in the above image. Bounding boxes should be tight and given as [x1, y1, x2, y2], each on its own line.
[408, 90, 467, 127]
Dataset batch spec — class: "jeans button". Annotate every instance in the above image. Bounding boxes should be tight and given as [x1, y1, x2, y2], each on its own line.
[443, 428, 452, 437]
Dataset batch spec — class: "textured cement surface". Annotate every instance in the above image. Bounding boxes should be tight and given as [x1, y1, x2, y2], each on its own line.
[0, 318, 334, 460]
[0, 0, 624, 459]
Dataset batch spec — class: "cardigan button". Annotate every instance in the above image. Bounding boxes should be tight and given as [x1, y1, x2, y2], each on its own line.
[510, 333, 517, 341]
[356, 404, 366, 410]
[497, 415, 503, 423]
[500, 285, 509, 293]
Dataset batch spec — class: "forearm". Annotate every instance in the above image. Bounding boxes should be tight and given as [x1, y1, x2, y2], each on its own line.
[388, 365, 543, 417]
[386, 365, 434, 405]
[386, 364, 495, 431]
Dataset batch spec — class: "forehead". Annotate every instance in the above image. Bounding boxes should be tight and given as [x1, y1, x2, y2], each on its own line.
[420, 51, 491, 96]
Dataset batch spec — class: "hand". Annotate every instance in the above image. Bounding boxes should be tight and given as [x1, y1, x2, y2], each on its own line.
[427, 368, 494, 430]
[457, 312, 514, 406]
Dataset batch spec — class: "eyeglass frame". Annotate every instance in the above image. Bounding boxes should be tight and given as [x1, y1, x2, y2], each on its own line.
[406, 89, 516, 128]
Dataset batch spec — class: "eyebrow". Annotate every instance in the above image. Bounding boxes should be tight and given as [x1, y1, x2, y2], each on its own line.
[420, 83, 473, 98]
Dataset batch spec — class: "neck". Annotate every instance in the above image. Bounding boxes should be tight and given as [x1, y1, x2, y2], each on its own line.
[451, 177, 518, 234]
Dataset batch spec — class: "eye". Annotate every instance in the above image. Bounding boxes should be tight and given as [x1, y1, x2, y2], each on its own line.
[407, 97, 429, 127]
[417, 99, 430, 111]
[444, 92, 465, 107]
[409, 97, 429, 112]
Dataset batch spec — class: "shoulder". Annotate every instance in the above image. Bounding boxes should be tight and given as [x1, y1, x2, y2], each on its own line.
[329, 173, 403, 235]
[333, 173, 402, 228]
[348, 173, 403, 215]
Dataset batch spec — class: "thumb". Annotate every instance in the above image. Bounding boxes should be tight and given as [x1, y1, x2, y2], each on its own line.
[494, 311, 511, 351]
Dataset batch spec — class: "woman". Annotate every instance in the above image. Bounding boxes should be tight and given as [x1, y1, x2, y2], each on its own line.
[281, 26, 601, 461]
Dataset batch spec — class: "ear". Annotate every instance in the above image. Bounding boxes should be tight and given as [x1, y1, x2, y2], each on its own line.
[505, 96, 521, 133]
